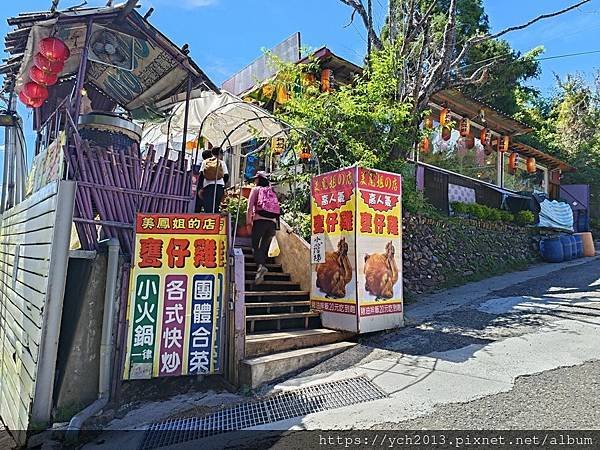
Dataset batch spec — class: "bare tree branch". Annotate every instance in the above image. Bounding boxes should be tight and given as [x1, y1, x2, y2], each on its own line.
[343, 9, 358, 28]
[489, 0, 590, 41]
[338, 0, 383, 50]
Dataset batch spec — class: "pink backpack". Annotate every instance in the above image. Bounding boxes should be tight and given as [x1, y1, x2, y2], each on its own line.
[256, 187, 281, 218]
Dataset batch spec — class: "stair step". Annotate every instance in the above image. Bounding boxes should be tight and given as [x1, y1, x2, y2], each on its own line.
[239, 341, 357, 388]
[245, 290, 310, 297]
[246, 301, 310, 309]
[246, 328, 355, 358]
[246, 272, 291, 281]
[245, 263, 282, 272]
[245, 280, 301, 291]
[246, 311, 319, 321]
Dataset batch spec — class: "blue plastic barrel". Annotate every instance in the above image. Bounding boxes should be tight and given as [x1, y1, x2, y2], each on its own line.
[559, 235, 573, 261]
[540, 237, 564, 263]
[569, 235, 578, 259]
[573, 234, 584, 258]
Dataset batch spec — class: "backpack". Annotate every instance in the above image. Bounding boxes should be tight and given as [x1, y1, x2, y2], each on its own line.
[256, 186, 281, 218]
[203, 157, 224, 181]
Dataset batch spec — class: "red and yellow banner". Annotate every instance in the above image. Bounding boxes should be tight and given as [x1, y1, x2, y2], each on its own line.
[311, 167, 403, 333]
[124, 213, 227, 380]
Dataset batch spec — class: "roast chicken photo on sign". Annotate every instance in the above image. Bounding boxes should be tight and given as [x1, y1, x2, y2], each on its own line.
[316, 237, 353, 298]
[364, 241, 399, 300]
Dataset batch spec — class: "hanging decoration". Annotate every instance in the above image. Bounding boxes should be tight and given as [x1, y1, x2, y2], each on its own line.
[300, 146, 312, 161]
[29, 65, 58, 87]
[508, 152, 519, 171]
[423, 114, 434, 130]
[497, 135, 510, 153]
[527, 157, 536, 174]
[459, 118, 471, 137]
[23, 81, 49, 101]
[18, 91, 44, 108]
[33, 52, 64, 74]
[38, 37, 71, 63]
[439, 108, 450, 127]
[420, 136, 430, 153]
[320, 69, 333, 93]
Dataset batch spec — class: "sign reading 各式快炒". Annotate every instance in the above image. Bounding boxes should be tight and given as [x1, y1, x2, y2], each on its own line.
[124, 213, 227, 380]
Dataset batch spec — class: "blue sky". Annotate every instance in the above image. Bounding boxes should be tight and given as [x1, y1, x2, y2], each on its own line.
[1, 0, 599, 165]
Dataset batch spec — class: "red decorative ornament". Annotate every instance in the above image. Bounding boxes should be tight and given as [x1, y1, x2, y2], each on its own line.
[320, 69, 333, 93]
[439, 108, 450, 127]
[23, 81, 49, 100]
[498, 135, 510, 153]
[29, 65, 58, 86]
[34, 52, 64, 74]
[423, 115, 434, 130]
[459, 118, 471, 137]
[508, 152, 519, 171]
[527, 157, 536, 174]
[18, 90, 44, 108]
[39, 37, 71, 62]
[421, 136, 430, 153]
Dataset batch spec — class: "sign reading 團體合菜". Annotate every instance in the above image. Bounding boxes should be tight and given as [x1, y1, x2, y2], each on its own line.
[124, 213, 227, 380]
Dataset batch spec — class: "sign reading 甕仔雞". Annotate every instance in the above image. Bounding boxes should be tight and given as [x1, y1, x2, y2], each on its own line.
[124, 214, 227, 380]
[311, 167, 403, 333]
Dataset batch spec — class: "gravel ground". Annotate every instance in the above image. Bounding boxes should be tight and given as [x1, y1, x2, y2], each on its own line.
[375, 359, 600, 430]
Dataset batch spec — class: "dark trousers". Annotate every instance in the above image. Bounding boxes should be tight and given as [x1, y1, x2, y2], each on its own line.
[252, 220, 277, 266]
[202, 184, 224, 213]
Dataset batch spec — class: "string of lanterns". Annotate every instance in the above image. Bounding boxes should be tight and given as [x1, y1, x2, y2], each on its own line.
[19, 36, 70, 108]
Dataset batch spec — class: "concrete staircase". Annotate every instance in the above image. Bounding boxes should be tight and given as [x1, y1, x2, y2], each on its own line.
[238, 246, 355, 388]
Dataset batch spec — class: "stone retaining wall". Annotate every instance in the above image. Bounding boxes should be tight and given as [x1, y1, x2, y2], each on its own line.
[402, 214, 554, 296]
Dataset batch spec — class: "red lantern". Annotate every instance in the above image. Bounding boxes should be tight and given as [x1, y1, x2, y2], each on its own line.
[459, 118, 471, 137]
[508, 152, 519, 171]
[39, 37, 70, 62]
[18, 90, 44, 108]
[320, 69, 333, 93]
[421, 136, 430, 153]
[23, 81, 49, 101]
[527, 157, 536, 174]
[439, 108, 450, 127]
[423, 115, 434, 130]
[441, 127, 452, 141]
[34, 53, 64, 74]
[29, 65, 58, 86]
[498, 135, 510, 153]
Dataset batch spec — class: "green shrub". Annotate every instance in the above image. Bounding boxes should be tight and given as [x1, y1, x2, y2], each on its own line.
[487, 208, 502, 221]
[500, 211, 515, 222]
[282, 210, 311, 242]
[451, 201, 467, 214]
[223, 196, 248, 227]
[515, 210, 535, 226]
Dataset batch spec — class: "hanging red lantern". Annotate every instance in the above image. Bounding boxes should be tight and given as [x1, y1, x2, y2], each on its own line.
[300, 147, 312, 160]
[441, 127, 452, 141]
[23, 81, 49, 101]
[508, 152, 519, 171]
[439, 108, 450, 127]
[527, 157, 536, 174]
[34, 53, 64, 74]
[497, 135, 510, 153]
[18, 90, 44, 108]
[320, 69, 333, 93]
[29, 65, 58, 86]
[423, 114, 434, 130]
[421, 136, 430, 153]
[39, 37, 71, 62]
[459, 118, 471, 137]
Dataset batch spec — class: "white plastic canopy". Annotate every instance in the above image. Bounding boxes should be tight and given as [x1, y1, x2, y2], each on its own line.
[141, 89, 287, 149]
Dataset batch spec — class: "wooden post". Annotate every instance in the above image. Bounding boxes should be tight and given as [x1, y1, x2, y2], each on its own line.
[180, 76, 193, 171]
[72, 18, 94, 122]
[226, 248, 245, 386]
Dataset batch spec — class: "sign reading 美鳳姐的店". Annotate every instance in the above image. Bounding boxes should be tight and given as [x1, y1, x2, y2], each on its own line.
[310, 167, 404, 333]
[124, 213, 227, 380]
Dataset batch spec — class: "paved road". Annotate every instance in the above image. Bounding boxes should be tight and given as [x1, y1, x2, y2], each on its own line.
[271, 257, 600, 431]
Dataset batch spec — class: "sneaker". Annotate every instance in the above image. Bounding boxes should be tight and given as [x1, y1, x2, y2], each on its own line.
[255, 264, 268, 284]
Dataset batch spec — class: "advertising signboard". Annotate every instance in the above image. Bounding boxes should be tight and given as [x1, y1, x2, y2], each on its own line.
[124, 213, 227, 379]
[310, 167, 403, 333]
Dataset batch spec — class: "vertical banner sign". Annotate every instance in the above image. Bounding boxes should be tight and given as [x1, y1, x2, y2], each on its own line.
[311, 167, 403, 333]
[124, 214, 227, 380]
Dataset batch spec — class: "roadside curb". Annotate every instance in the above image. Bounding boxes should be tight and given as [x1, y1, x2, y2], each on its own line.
[403, 254, 600, 326]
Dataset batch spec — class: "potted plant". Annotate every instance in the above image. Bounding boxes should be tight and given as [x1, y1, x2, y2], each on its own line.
[224, 196, 251, 237]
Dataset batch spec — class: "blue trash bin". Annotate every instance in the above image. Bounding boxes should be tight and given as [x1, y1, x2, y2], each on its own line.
[540, 237, 564, 263]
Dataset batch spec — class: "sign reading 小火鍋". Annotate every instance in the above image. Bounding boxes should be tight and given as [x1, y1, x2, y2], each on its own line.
[124, 214, 227, 380]
[310, 167, 403, 333]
